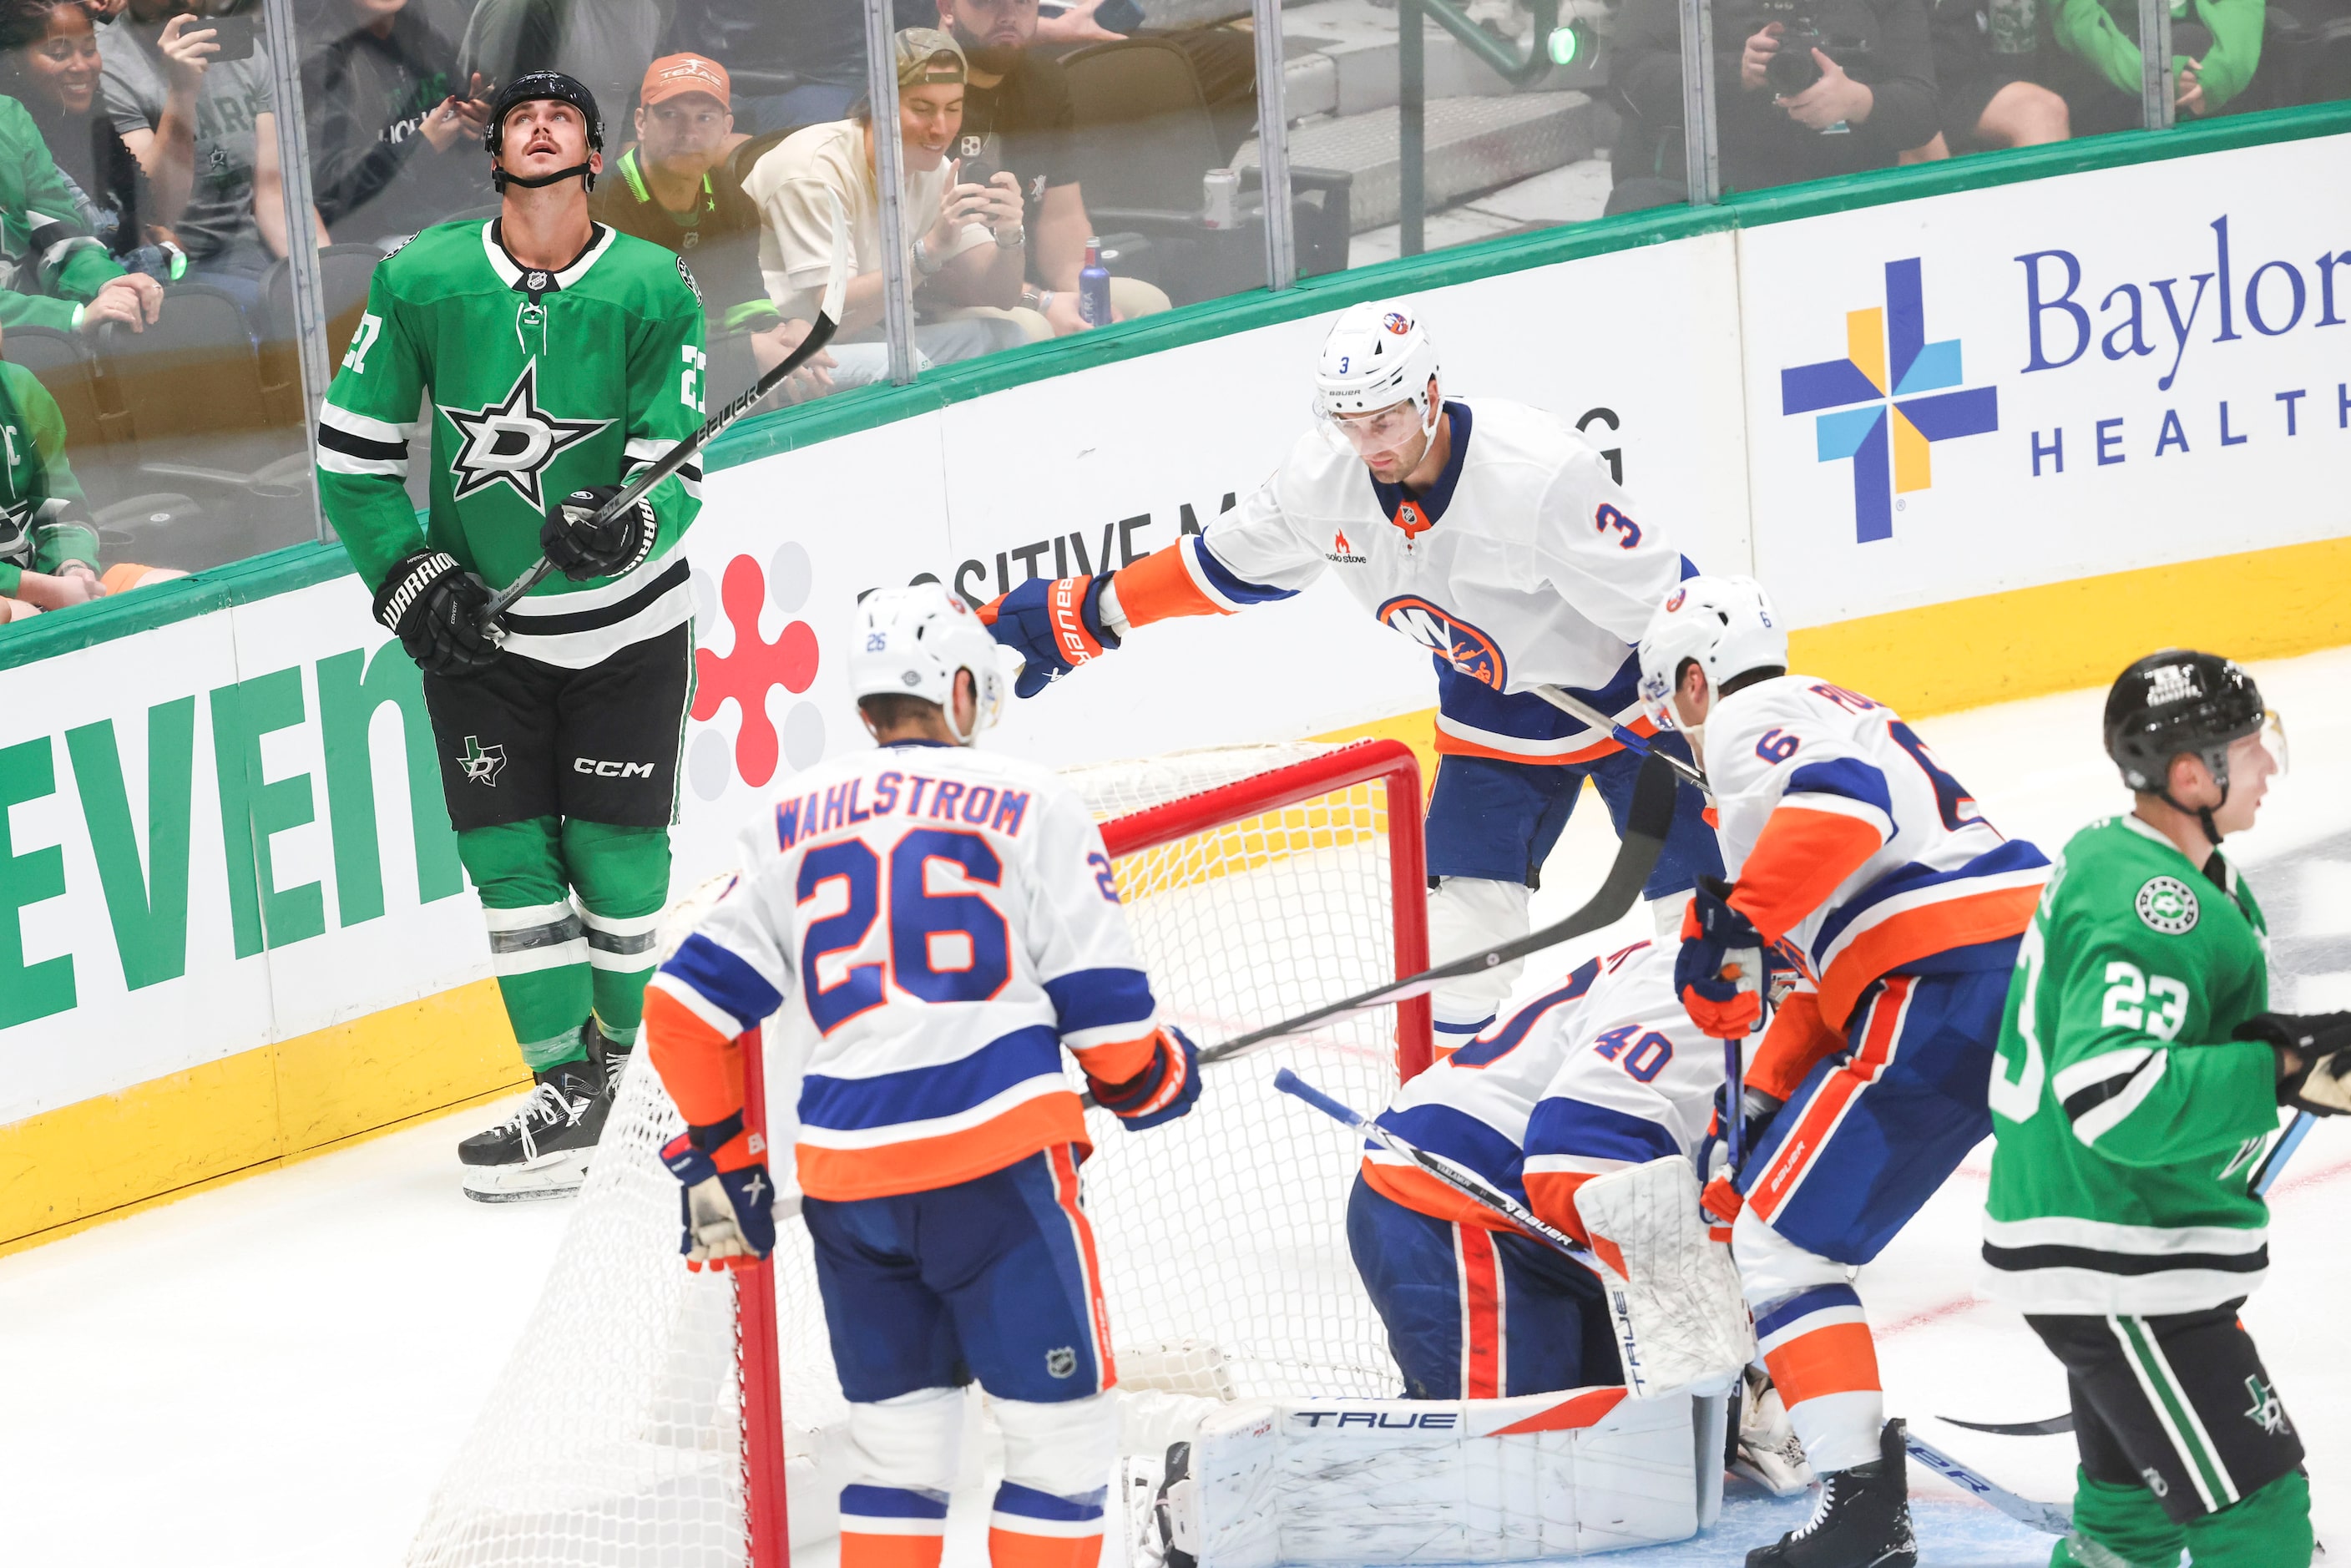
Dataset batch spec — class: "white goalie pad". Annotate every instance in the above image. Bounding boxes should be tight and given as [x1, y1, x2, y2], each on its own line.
[1574, 1156, 1756, 1398]
[1165, 1387, 1727, 1565]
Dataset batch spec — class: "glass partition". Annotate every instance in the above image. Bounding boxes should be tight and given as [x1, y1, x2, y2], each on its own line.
[0, 0, 319, 612]
[0, 0, 2337, 612]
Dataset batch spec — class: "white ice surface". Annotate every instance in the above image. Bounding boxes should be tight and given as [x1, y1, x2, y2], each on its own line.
[7, 648, 2351, 1565]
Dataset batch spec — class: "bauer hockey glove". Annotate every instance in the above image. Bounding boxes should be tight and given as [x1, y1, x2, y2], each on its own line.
[542, 484, 659, 582]
[1674, 878, 1780, 1039]
[2237, 1011, 2351, 1115]
[373, 549, 502, 676]
[1089, 1025, 1201, 1131]
[660, 1114, 777, 1272]
[980, 574, 1120, 698]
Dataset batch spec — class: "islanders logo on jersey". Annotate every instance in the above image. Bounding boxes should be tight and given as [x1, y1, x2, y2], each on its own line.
[1781, 258, 1998, 544]
[1378, 595, 1505, 690]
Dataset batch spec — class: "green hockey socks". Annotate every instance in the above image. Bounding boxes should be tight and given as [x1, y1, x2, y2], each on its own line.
[458, 817, 672, 1074]
[2055, 1467, 2313, 1568]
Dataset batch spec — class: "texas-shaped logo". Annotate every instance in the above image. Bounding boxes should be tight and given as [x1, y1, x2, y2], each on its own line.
[1378, 594, 1505, 689]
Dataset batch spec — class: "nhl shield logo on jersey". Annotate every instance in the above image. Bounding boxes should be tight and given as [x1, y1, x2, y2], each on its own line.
[439, 360, 614, 509]
[2135, 875, 2199, 935]
[1378, 594, 1506, 689]
[458, 736, 508, 787]
[1045, 1346, 1077, 1378]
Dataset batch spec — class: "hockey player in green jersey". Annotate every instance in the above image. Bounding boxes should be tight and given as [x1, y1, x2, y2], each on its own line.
[1983, 650, 2348, 1567]
[315, 69, 706, 1201]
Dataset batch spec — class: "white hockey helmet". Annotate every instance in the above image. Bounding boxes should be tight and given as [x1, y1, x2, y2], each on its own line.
[1313, 301, 1442, 454]
[847, 582, 1005, 744]
[1636, 575, 1789, 729]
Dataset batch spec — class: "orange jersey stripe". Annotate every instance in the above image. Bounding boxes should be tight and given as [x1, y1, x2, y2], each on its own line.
[986, 1529, 1105, 1568]
[796, 1092, 1093, 1201]
[1459, 1223, 1502, 1399]
[1521, 1169, 1597, 1244]
[1431, 718, 1648, 768]
[1815, 883, 2041, 1029]
[643, 988, 746, 1130]
[1067, 1030, 1160, 1089]
[1729, 807, 1885, 947]
[1361, 1159, 1519, 1232]
[1111, 543, 1225, 625]
[841, 1533, 948, 1568]
[1762, 1321, 1882, 1404]
[1746, 989, 1843, 1103]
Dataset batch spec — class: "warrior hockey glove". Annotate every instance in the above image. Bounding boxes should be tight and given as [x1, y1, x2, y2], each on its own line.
[660, 1114, 777, 1271]
[373, 549, 503, 676]
[1089, 1025, 1201, 1131]
[542, 484, 659, 582]
[2237, 1011, 2351, 1115]
[979, 573, 1120, 698]
[1675, 877, 1780, 1040]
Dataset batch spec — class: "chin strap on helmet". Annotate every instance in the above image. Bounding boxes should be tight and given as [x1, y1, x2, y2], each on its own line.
[493, 161, 596, 194]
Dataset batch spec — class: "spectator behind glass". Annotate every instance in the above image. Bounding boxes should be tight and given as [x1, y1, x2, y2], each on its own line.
[937, 0, 1168, 335]
[592, 55, 838, 402]
[1609, 0, 1940, 206]
[297, 0, 491, 247]
[2050, 0, 2263, 129]
[103, 0, 326, 301]
[0, 321, 180, 621]
[0, 0, 174, 274]
[1924, 0, 2071, 153]
[458, 0, 660, 134]
[669, 0, 934, 135]
[742, 28, 1036, 391]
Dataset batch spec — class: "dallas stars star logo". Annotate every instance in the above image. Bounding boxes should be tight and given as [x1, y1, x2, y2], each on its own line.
[2243, 1374, 2290, 1435]
[439, 360, 611, 509]
[458, 736, 507, 787]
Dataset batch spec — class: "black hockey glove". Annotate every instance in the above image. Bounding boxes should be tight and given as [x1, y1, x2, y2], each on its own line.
[373, 549, 502, 676]
[541, 484, 658, 582]
[2237, 1012, 2351, 1115]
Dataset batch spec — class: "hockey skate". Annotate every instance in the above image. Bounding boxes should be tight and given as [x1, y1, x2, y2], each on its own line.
[1745, 1418, 1917, 1568]
[459, 1059, 610, 1203]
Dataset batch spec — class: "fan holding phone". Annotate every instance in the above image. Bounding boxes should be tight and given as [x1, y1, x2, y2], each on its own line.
[103, 0, 327, 296]
[933, 0, 1169, 336]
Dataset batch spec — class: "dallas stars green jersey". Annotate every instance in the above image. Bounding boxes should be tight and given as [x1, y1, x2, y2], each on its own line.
[1981, 813, 2282, 1315]
[316, 218, 706, 668]
[0, 360, 94, 598]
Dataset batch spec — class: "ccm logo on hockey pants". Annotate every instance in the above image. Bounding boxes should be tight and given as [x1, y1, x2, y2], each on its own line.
[1344, 1176, 1619, 1399]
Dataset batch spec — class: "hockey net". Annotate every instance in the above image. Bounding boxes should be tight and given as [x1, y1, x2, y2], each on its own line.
[406, 738, 1431, 1568]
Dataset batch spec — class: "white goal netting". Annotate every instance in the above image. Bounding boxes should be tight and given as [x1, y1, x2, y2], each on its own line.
[407, 741, 1422, 1567]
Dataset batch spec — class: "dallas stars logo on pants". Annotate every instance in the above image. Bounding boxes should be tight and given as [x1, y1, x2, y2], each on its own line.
[439, 360, 613, 510]
[2243, 1374, 2291, 1435]
[459, 736, 507, 787]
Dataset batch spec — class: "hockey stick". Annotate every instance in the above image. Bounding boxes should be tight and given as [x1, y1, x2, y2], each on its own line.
[1529, 685, 1710, 795]
[1902, 1430, 2072, 1535]
[1944, 1108, 2322, 1441]
[1191, 751, 1676, 1070]
[479, 190, 852, 629]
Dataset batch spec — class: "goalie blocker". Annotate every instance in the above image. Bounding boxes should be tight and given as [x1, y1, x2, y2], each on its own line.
[1158, 1384, 1729, 1566]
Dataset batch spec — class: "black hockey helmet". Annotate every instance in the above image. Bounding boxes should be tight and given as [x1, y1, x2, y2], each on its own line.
[2104, 649, 2268, 841]
[486, 71, 604, 190]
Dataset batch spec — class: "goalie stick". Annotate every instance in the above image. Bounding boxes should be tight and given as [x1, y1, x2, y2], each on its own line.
[1192, 751, 1676, 1070]
[478, 190, 852, 628]
[1942, 1106, 2322, 1441]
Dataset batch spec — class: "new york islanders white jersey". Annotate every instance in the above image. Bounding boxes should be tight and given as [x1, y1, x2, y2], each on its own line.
[645, 741, 1160, 1201]
[1120, 398, 1691, 764]
[1704, 676, 2050, 1031]
[1365, 943, 1726, 1239]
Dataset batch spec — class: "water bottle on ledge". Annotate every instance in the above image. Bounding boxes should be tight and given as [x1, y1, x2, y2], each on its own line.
[1080, 237, 1112, 327]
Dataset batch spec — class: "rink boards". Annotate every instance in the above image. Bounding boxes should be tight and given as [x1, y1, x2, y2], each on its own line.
[3, 117, 2350, 1251]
